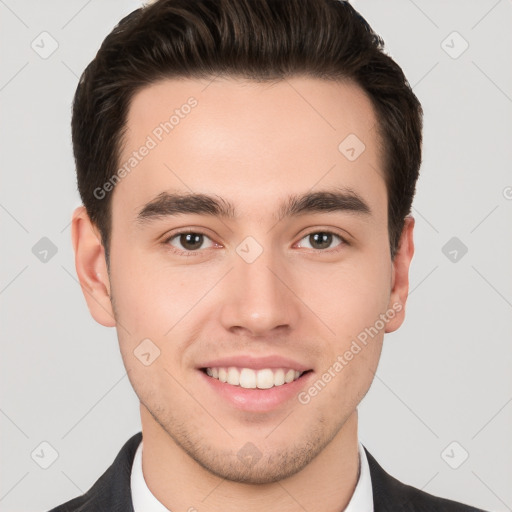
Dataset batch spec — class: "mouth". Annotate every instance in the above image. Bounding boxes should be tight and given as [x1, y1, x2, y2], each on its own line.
[200, 366, 313, 389]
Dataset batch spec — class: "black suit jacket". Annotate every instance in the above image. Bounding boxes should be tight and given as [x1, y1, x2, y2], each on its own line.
[48, 432, 488, 511]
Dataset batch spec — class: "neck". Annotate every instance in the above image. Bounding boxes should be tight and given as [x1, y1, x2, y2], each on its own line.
[139, 404, 360, 512]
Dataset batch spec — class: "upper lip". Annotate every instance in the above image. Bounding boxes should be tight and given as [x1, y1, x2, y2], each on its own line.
[198, 355, 312, 372]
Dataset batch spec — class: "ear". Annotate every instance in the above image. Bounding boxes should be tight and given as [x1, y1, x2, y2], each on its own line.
[385, 215, 415, 333]
[71, 206, 116, 327]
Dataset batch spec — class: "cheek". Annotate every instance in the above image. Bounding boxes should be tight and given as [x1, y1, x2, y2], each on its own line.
[108, 249, 213, 379]
[308, 251, 391, 336]
[109, 244, 204, 335]
[300, 244, 390, 393]
[309, 300, 384, 411]
[299, 335, 382, 420]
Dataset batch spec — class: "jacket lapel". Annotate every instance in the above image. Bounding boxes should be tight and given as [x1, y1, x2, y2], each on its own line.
[49, 431, 142, 512]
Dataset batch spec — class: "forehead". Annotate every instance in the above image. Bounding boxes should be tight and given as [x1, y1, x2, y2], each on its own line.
[113, 76, 386, 223]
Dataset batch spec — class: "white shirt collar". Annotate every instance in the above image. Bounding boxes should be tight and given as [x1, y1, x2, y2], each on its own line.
[131, 439, 373, 511]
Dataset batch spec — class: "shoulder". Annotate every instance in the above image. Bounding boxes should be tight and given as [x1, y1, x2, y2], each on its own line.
[364, 447, 489, 512]
[47, 432, 142, 512]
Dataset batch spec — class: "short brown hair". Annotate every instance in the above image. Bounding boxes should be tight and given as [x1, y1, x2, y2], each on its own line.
[72, 0, 423, 264]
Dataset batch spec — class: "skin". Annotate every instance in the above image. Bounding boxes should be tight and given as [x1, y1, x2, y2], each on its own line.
[71, 76, 414, 512]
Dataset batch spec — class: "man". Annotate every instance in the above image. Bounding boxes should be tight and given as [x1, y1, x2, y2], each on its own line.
[49, 0, 488, 510]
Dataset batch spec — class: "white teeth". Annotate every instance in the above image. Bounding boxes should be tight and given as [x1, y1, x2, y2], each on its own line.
[227, 367, 240, 386]
[256, 369, 274, 389]
[285, 369, 295, 383]
[240, 368, 257, 389]
[274, 368, 285, 386]
[204, 366, 306, 388]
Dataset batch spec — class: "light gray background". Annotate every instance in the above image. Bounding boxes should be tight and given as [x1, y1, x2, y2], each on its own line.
[1, 1, 511, 511]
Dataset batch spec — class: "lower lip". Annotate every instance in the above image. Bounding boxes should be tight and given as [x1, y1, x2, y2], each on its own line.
[199, 370, 314, 412]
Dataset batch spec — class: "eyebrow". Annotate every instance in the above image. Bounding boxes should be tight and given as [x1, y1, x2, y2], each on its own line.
[135, 187, 372, 226]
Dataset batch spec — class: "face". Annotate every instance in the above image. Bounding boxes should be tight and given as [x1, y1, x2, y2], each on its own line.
[73, 76, 414, 484]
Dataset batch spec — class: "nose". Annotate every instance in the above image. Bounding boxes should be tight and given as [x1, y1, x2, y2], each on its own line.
[218, 245, 301, 338]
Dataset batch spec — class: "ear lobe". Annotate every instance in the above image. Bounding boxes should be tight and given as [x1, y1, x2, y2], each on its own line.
[385, 215, 415, 333]
[71, 206, 116, 327]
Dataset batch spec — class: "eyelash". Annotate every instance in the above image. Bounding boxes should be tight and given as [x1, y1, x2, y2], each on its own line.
[162, 229, 349, 257]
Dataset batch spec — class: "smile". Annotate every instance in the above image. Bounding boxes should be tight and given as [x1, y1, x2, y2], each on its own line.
[202, 367, 309, 389]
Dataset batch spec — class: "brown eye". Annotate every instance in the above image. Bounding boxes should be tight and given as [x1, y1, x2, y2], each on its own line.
[166, 231, 215, 253]
[178, 233, 204, 251]
[297, 231, 345, 251]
